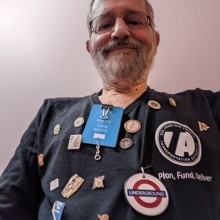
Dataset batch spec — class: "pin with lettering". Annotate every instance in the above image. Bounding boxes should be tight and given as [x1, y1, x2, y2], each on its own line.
[52, 201, 65, 220]
[61, 174, 84, 199]
[68, 134, 82, 150]
[124, 167, 169, 216]
[92, 175, 105, 190]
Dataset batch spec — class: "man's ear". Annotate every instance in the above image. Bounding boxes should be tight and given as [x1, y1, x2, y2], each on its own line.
[154, 31, 160, 46]
[86, 40, 91, 53]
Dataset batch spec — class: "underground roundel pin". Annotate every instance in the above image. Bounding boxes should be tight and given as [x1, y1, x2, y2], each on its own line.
[124, 173, 169, 216]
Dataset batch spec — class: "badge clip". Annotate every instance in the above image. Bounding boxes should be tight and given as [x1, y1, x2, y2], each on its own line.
[100, 105, 113, 120]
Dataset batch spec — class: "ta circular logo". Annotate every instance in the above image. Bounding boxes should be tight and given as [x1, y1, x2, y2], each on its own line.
[155, 121, 202, 166]
[124, 173, 169, 216]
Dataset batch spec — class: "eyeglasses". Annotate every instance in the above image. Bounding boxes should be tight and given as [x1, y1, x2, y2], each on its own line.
[89, 11, 153, 34]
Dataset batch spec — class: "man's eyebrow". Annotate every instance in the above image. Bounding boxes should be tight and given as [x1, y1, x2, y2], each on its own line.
[96, 9, 146, 18]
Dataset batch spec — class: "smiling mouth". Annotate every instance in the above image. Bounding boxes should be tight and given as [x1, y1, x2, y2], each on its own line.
[106, 46, 136, 55]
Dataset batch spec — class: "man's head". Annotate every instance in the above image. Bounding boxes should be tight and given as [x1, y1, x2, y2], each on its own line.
[87, 0, 156, 35]
[86, 0, 160, 89]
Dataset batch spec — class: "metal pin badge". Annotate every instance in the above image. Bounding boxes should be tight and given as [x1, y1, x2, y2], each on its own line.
[61, 174, 84, 199]
[50, 178, 59, 191]
[92, 175, 105, 190]
[148, 100, 161, 110]
[54, 124, 61, 135]
[169, 98, 177, 107]
[67, 134, 82, 150]
[97, 214, 109, 220]
[198, 121, 210, 131]
[52, 201, 65, 220]
[124, 119, 141, 133]
[74, 117, 84, 127]
[120, 138, 133, 149]
[38, 154, 44, 167]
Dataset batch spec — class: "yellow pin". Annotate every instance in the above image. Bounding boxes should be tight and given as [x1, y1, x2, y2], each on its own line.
[53, 124, 61, 135]
[169, 98, 177, 107]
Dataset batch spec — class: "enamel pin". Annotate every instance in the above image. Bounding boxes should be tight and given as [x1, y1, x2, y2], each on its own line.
[124, 119, 141, 133]
[52, 201, 65, 220]
[148, 100, 161, 110]
[61, 174, 84, 199]
[198, 121, 210, 131]
[97, 214, 109, 220]
[54, 124, 61, 135]
[124, 171, 169, 216]
[92, 175, 105, 190]
[37, 154, 45, 167]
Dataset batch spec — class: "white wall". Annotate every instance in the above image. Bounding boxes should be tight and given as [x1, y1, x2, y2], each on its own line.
[0, 0, 219, 174]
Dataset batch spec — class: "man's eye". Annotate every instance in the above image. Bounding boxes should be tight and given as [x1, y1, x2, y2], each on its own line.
[99, 22, 114, 30]
[127, 19, 142, 27]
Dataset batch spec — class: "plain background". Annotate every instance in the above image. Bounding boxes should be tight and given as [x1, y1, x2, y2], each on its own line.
[0, 0, 219, 174]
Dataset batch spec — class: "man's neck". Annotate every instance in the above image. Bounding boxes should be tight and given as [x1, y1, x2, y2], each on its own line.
[98, 82, 148, 108]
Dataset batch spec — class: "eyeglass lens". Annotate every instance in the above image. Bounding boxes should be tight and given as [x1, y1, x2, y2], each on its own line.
[91, 11, 150, 34]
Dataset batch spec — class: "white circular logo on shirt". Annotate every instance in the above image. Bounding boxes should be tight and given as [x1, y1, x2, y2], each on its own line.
[155, 121, 202, 166]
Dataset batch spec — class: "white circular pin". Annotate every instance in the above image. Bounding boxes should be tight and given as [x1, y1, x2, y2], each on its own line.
[124, 173, 169, 216]
[148, 100, 161, 110]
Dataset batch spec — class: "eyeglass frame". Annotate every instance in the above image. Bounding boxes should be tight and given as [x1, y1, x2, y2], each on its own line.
[89, 10, 154, 35]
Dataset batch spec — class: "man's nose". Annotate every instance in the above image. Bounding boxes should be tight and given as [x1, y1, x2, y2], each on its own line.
[111, 18, 131, 40]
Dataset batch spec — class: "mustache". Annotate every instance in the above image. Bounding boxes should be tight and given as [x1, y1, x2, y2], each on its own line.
[101, 39, 142, 55]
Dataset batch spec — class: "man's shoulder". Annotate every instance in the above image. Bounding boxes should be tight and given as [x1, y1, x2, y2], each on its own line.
[42, 92, 99, 108]
[150, 88, 220, 101]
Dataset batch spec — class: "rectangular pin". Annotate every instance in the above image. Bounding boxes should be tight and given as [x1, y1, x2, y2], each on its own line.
[68, 135, 82, 150]
[61, 174, 84, 199]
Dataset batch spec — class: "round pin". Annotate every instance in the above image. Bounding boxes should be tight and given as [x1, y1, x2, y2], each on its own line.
[148, 100, 161, 110]
[124, 120, 141, 133]
[120, 138, 133, 149]
[74, 117, 84, 127]
[124, 173, 169, 216]
[54, 124, 61, 135]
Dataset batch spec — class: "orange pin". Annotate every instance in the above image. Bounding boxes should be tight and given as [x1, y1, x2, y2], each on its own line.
[198, 121, 210, 131]
[37, 154, 44, 167]
[97, 214, 109, 220]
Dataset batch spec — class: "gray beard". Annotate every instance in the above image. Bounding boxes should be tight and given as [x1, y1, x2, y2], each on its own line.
[90, 39, 155, 87]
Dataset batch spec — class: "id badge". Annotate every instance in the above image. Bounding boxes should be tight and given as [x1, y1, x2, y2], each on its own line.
[82, 104, 123, 147]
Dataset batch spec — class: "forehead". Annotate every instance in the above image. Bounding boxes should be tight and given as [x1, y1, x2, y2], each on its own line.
[91, 0, 146, 18]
